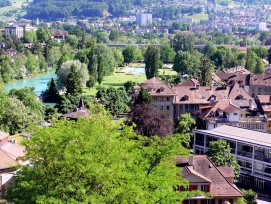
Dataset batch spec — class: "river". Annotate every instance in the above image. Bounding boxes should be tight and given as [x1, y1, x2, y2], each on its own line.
[5, 71, 57, 95]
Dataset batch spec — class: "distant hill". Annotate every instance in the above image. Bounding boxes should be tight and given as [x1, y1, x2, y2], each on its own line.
[25, 0, 156, 20]
[234, 0, 271, 4]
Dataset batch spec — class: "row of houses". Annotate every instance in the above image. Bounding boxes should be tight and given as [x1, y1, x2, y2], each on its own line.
[133, 73, 271, 196]
[133, 72, 271, 132]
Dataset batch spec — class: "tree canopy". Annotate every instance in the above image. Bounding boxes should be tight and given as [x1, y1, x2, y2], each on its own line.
[6, 107, 189, 203]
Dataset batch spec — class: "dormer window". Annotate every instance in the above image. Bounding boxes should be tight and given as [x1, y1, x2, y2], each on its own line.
[208, 95, 216, 101]
[157, 87, 165, 93]
[147, 87, 152, 92]
[181, 95, 189, 101]
[235, 95, 244, 100]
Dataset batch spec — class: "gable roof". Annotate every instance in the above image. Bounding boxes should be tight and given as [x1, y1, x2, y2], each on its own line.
[0, 131, 9, 141]
[140, 77, 176, 96]
[176, 155, 243, 198]
[179, 79, 200, 87]
[250, 73, 271, 86]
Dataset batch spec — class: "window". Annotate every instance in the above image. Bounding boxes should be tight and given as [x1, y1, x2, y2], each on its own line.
[255, 178, 265, 189]
[233, 113, 238, 115]
[167, 105, 170, 110]
[160, 97, 163, 102]
[201, 185, 207, 192]
[154, 97, 157, 101]
[160, 105, 164, 110]
[167, 97, 170, 101]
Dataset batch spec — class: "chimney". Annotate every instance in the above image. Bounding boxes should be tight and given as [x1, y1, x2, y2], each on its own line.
[188, 156, 194, 166]
[196, 84, 200, 89]
[249, 99, 254, 109]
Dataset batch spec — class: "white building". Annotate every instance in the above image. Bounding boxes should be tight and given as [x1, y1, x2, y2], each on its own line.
[4, 23, 37, 38]
[194, 125, 271, 194]
[256, 22, 268, 31]
[136, 13, 152, 26]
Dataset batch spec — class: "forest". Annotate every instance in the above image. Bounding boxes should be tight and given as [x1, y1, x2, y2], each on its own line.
[26, 0, 156, 20]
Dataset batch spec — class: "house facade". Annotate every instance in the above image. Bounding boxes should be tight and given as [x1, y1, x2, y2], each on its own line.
[4, 23, 37, 38]
[193, 125, 271, 194]
[176, 155, 243, 204]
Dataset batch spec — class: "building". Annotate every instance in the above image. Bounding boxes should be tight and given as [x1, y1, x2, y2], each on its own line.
[136, 13, 152, 26]
[4, 23, 37, 38]
[256, 22, 268, 31]
[132, 77, 176, 119]
[256, 95, 271, 132]
[193, 125, 271, 194]
[0, 131, 25, 195]
[176, 155, 243, 204]
[197, 99, 267, 132]
[62, 98, 89, 120]
[173, 82, 252, 120]
[249, 74, 271, 98]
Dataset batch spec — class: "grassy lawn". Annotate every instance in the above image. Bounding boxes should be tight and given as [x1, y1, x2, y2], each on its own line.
[185, 12, 209, 23]
[0, 0, 30, 20]
[83, 66, 177, 96]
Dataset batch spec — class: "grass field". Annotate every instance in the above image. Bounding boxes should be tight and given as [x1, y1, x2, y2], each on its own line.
[0, 0, 30, 20]
[185, 12, 209, 23]
[83, 66, 177, 96]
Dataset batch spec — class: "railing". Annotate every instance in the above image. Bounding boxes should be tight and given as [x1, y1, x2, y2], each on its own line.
[237, 150, 253, 158]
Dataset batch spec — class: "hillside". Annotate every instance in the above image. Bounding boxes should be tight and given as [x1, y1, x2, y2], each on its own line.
[25, 0, 156, 20]
[0, 0, 29, 20]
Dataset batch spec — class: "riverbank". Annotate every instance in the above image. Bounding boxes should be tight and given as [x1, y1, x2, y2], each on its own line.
[5, 70, 57, 95]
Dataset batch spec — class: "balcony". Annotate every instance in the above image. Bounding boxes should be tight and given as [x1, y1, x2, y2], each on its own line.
[237, 150, 253, 158]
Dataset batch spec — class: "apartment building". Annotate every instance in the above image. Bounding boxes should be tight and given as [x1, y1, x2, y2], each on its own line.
[197, 99, 267, 132]
[4, 23, 37, 38]
[132, 77, 176, 119]
[256, 95, 271, 132]
[176, 155, 243, 204]
[193, 125, 271, 194]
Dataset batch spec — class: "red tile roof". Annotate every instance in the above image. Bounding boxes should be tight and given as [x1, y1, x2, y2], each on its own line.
[176, 155, 243, 198]
[179, 79, 200, 87]
[140, 77, 176, 96]
[0, 131, 9, 141]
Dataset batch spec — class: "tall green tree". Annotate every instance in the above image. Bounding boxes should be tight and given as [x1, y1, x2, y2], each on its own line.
[173, 51, 200, 76]
[206, 140, 240, 178]
[36, 27, 51, 42]
[66, 65, 83, 95]
[122, 46, 138, 64]
[5, 109, 188, 203]
[160, 43, 176, 62]
[96, 87, 130, 116]
[245, 48, 258, 73]
[134, 87, 151, 105]
[199, 56, 214, 86]
[172, 32, 195, 52]
[144, 45, 160, 79]
[254, 58, 265, 74]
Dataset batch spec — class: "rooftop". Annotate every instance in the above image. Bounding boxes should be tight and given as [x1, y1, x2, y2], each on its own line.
[194, 125, 271, 148]
[176, 155, 243, 198]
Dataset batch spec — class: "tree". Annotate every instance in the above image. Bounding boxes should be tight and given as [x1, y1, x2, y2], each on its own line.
[57, 60, 89, 89]
[245, 49, 258, 73]
[175, 113, 196, 147]
[241, 189, 257, 204]
[5, 109, 188, 203]
[199, 56, 214, 86]
[134, 87, 151, 105]
[144, 46, 160, 79]
[160, 43, 176, 62]
[96, 87, 130, 116]
[55, 93, 81, 114]
[0, 96, 42, 134]
[173, 51, 200, 76]
[36, 27, 51, 42]
[123, 80, 136, 92]
[42, 78, 59, 102]
[172, 32, 195, 52]
[206, 140, 240, 178]
[8, 87, 44, 117]
[122, 46, 137, 64]
[109, 29, 120, 41]
[254, 58, 265, 74]
[66, 65, 83, 95]
[128, 103, 173, 137]
[25, 51, 38, 74]
[24, 30, 37, 43]
[48, 46, 62, 67]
